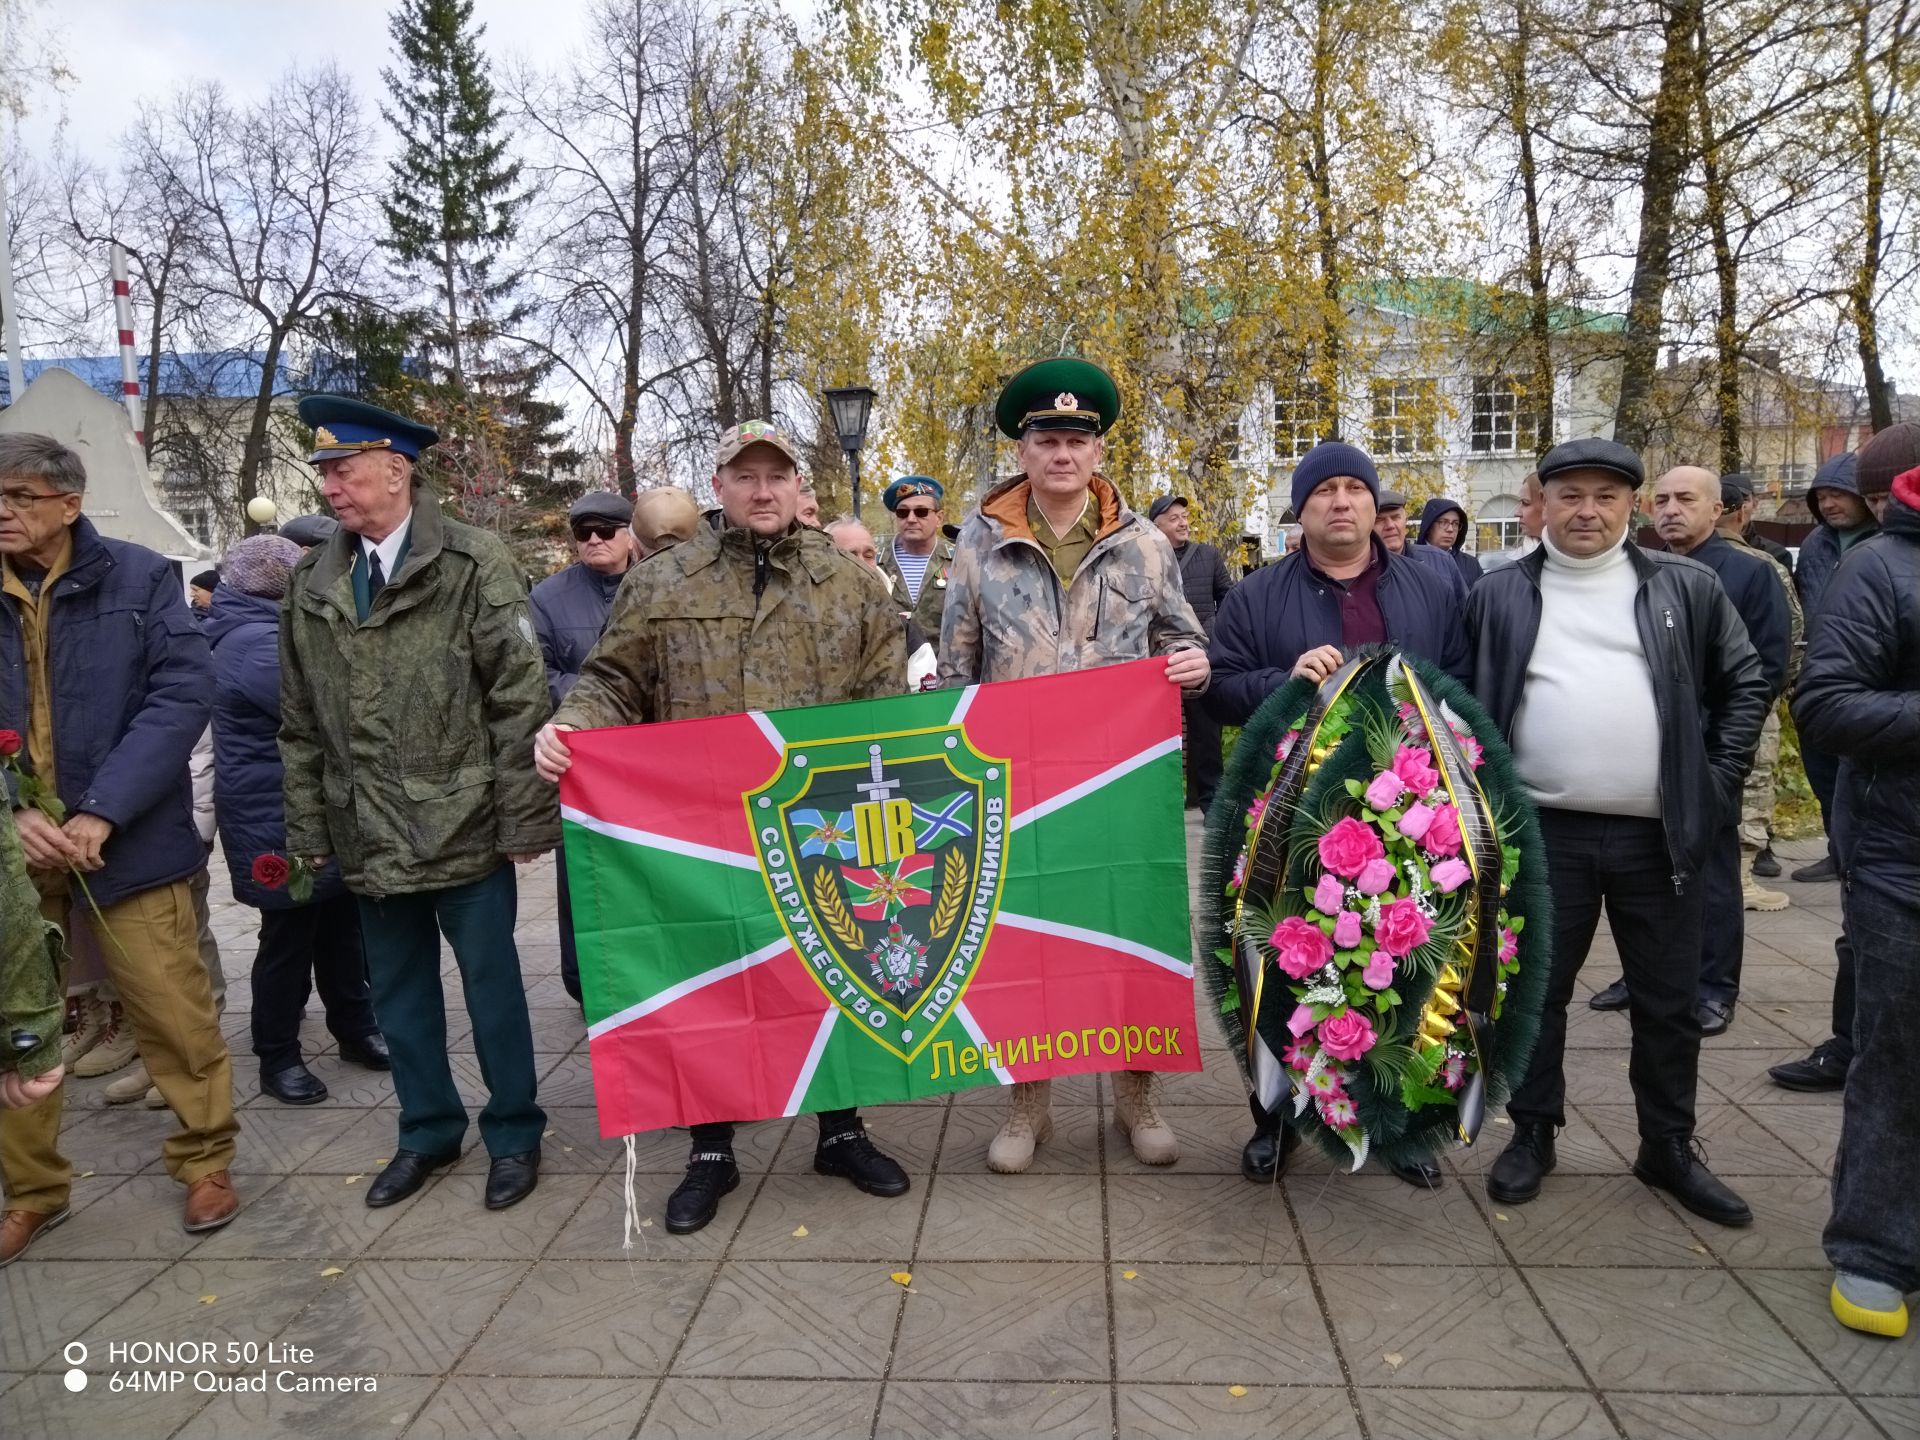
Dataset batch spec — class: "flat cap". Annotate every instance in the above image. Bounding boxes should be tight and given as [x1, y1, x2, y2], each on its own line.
[569, 491, 634, 526]
[1719, 471, 1756, 507]
[278, 513, 341, 548]
[1146, 494, 1188, 521]
[1538, 436, 1644, 489]
[1857, 422, 1920, 497]
[1375, 489, 1408, 511]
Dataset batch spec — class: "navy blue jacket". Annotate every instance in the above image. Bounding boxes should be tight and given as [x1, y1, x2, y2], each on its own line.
[0, 516, 211, 907]
[1204, 537, 1471, 725]
[1791, 489, 1920, 907]
[1673, 533, 1791, 699]
[1406, 538, 1468, 601]
[1416, 497, 1485, 587]
[206, 586, 344, 910]
[529, 560, 630, 708]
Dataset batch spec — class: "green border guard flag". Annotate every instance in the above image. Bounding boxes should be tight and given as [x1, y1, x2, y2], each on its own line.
[560, 658, 1201, 1135]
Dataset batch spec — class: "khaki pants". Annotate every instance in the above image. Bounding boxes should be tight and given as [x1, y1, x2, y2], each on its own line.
[1739, 709, 1781, 851]
[1, 877, 238, 1213]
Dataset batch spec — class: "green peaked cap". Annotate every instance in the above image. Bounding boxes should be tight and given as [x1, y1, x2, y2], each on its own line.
[994, 357, 1121, 439]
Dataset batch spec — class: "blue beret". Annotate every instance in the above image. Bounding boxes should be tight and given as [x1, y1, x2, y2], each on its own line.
[883, 476, 944, 510]
[298, 394, 439, 464]
[1290, 441, 1380, 516]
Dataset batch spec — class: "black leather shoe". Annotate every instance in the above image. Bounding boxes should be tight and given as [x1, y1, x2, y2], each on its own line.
[1697, 999, 1734, 1037]
[814, 1126, 911, 1197]
[1791, 855, 1838, 883]
[260, 1062, 328, 1106]
[1633, 1136, 1752, 1226]
[365, 1148, 458, 1208]
[1387, 1156, 1446, 1190]
[484, 1150, 540, 1210]
[1589, 979, 1630, 1011]
[1751, 846, 1782, 878]
[1487, 1122, 1557, 1204]
[1241, 1120, 1300, 1182]
[666, 1151, 740, 1234]
[337, 1033, 391, 1071]
[1768, 1042, 1850, 1093]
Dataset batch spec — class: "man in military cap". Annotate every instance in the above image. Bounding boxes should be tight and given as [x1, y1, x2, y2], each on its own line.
[534, 418, 911, 1236]
[940, 357, 1209, 1174]
[280, 395, 560, 1213]
[532, 491, 639, 1008]
[878, 476, 956, 648]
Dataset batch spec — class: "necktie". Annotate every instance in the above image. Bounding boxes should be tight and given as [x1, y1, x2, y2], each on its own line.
[367, 549, 386, 606]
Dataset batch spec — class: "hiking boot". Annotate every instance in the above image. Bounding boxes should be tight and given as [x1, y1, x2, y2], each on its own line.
[61, 992, 109, 1070]
[1741, 848, 1790, 912]
[987, 1080, 1053, 1174]
[1633, 1137, 1751, 1226]
[1111, 1070, 1178, 1165]
[72, 1003, 138, 1078]
[103, 1063, 153, 1105]
[1487, 1122, 1557, 1204]
[1768, 1042, 1850, 1093]
[813, 1125, 910, 1197]
[665, 1151, 740, 1234]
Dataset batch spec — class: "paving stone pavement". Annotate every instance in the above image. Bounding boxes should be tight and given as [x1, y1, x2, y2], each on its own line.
[3, 831, 1912, 1439]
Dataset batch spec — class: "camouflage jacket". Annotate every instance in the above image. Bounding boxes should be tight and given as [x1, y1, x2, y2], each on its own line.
[553, 519, 905, 728]
[1, 805, 63, 1078]
[1727, 533, 1806, 690]
[877, 536, 956, 648]
[937, 474, 1206, 685]
[280, 497, 561, 898]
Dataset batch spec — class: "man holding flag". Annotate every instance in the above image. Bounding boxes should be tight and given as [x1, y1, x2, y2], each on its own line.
[534, 419, 911, 1235]
[939, 357, 1209, 1172]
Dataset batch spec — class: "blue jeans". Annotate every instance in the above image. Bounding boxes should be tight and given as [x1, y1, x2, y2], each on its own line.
[1824, 880, 1920, 1291]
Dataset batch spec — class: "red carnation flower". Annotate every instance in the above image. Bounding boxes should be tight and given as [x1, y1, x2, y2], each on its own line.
[0, 730, 21, 757]
[251, 854, 292, 889]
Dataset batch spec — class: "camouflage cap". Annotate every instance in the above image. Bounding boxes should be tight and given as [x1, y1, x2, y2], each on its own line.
[715, 419, 801, 470]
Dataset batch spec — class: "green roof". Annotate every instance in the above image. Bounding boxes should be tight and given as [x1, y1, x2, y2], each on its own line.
[1349, 277, 1624, 335]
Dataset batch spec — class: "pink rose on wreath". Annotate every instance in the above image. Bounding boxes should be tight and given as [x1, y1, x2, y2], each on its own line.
[1499, 926, 1519, 962]
[1281, 1038, 1313, 1069]
[1319, 1094, 1359, 1128]
[1398, 801, 1436, 842]
[1312, 873, 1346, 915]
[1318, 1008, 1377, 1060]
[1332, 910, 1364, 950]
[1373, 897, 1434, 958]
[1270, 915, 1335, 979]
[1287, 1003, 1316, 1038]
[1355, 857, 1397, 895]
[1363, 770, 1405, 811]
[1429, 858, 1472, 893]
[1422, 803, 1464, 857]
[1393, 744, 1440, 795]
[1318, 816, 1385, 877]
[1362, 952, 1396, 990]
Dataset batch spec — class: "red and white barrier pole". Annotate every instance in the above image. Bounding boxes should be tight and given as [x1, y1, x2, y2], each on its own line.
[110, 243, 144, 444]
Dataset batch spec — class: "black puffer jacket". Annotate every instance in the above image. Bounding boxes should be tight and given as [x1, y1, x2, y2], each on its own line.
[1791, 484, 1920, 906]
[1169, 538, 1234, 635]
[1464, 542, 1770, 888]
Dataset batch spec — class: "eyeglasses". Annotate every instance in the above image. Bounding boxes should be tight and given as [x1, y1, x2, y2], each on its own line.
[0, 488, 67, 512]
[894, 506, 935, 519]
[572, 523, 624, 542]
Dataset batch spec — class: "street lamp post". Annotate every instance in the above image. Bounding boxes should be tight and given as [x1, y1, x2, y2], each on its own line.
[823, 384, 877, 518]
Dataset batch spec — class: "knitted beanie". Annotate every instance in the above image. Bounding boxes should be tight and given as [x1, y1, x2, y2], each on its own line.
[1856, 422, 1920, 497]
[221, 534, 303, 600]
[1290, 441, 1380, 516]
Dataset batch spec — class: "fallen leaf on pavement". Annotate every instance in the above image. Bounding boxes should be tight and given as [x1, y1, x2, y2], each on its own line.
[319, 1267, 344, 1277]
[890, 1271, 912, 1286]
[1122, 1270, 1138, 1280]
[1227, 1385, 1248, 1397]
[198, 1295, 217, 1305]
[792, 1225, 810, 1238]
[1383, 1352, 1404, 1370]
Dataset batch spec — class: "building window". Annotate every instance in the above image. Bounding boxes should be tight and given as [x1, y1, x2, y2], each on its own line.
[1776, 462, 1809, 486]
[1274, 384, 1326, 460]
[1221, 435, 1242, 465]
[1477, 493, 1523, 552]
[1470, 376, 1535, 455]
[1370, 378, 1437, 457]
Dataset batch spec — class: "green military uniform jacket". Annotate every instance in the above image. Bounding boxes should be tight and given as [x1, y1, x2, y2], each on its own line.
[554, 519, 905, 728]
[1, 802, 63, 1078]
[280, 495, 561, 898]
[877, 536, 956, 648]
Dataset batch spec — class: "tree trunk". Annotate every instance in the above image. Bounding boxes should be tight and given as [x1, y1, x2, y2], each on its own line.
[1849, 0, 1896, 433]
[236, 327, 289, 530]
[1308, 5, 1343, 442]
[1611, 0, 1701, 452]
[1510, 0, 1556, 454]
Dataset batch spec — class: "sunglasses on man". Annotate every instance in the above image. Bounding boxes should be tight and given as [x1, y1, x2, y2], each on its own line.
[894, 505, 936, 520]
[572, 522, 625, 542]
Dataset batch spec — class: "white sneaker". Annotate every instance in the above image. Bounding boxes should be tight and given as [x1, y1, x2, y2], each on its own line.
[72, 1004, 139, 1078]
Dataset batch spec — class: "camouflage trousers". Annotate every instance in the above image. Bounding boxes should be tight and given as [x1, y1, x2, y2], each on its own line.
[1739, 708, 1781, 851]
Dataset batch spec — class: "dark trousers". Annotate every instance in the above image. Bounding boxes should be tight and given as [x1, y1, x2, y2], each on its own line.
[1697, 823, 1744, 1008]
[1803, 741, 1841, 840]
[250, 893, 378, 1072]
[1829, 923, 1857, 1059]
[690, 1108, 860, 1153]
[1823, 880, 1920, 1292]
[1182, 694, 1223, 808]
[1508, 810, 1703, 1143]
[357, 865, 545, 1158]
[556, 848, 581, 1004]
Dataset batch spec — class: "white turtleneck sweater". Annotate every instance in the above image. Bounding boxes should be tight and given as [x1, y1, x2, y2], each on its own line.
[1510, 534, 1663, 817]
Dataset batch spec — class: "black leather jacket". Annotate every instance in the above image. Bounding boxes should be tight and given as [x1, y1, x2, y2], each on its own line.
[1463, 542, 1770, 890]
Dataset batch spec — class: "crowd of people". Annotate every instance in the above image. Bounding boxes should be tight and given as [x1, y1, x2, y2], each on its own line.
[0, 360, 1913, 1342]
